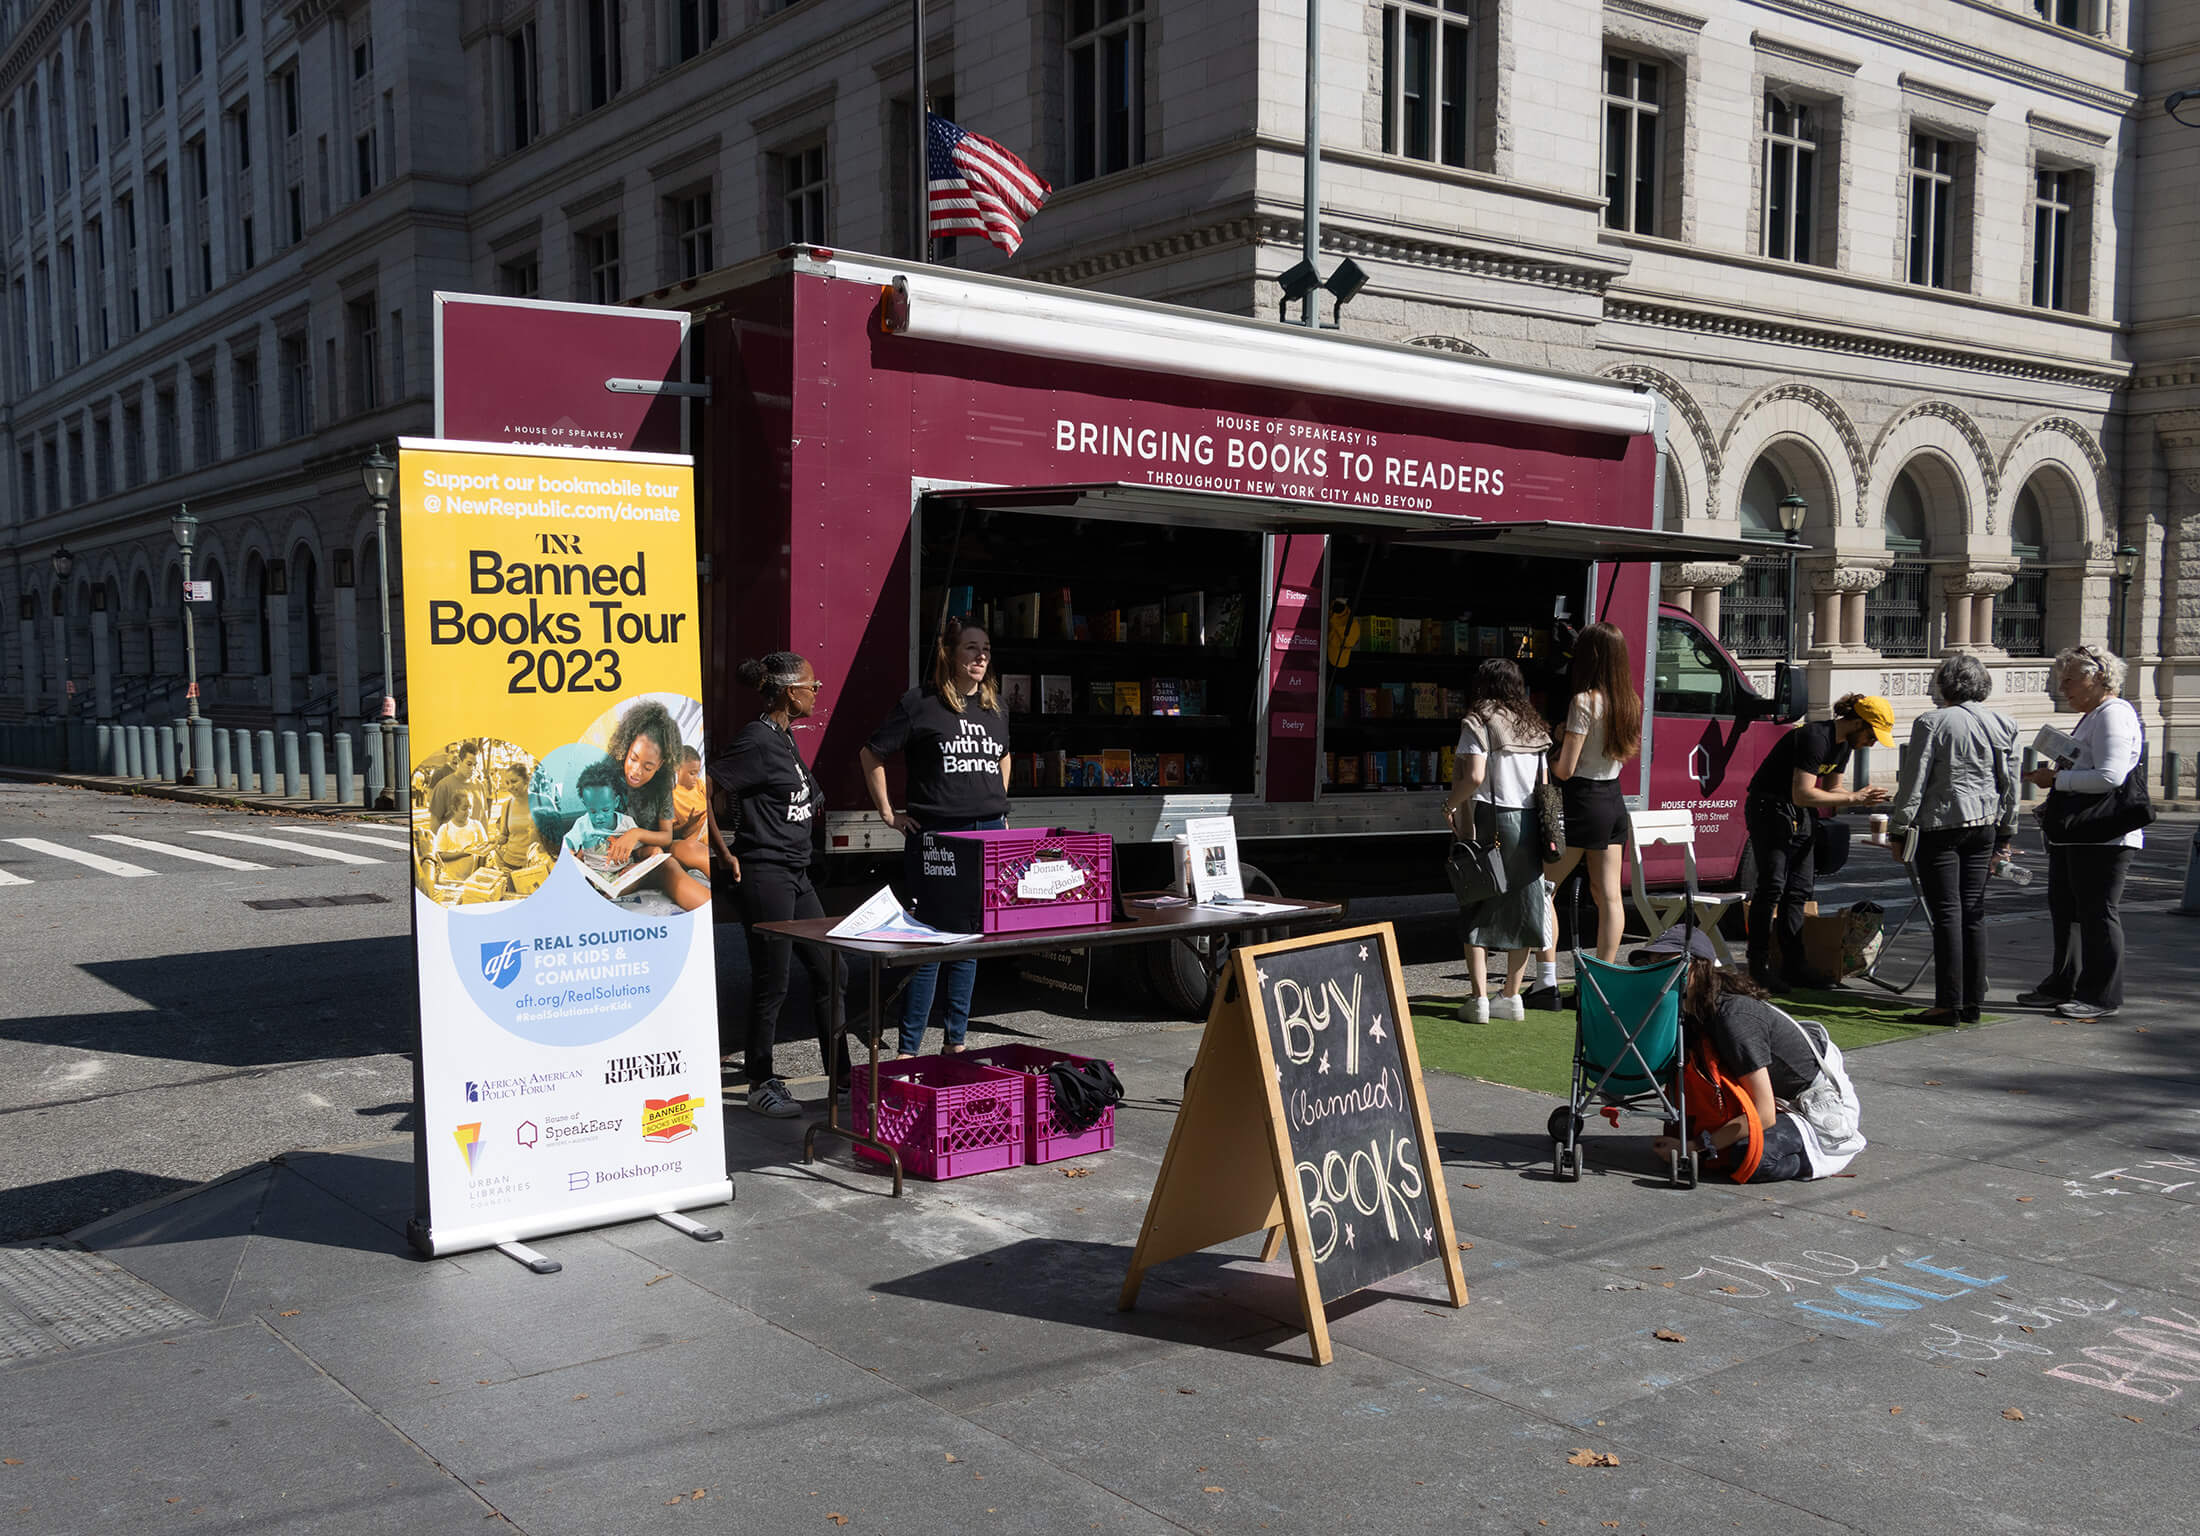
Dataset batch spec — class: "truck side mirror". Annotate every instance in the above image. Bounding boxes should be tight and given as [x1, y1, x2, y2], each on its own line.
[1770, 660, 1807, 723]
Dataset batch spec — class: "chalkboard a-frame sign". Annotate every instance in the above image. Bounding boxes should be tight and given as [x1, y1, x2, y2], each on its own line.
[1120, 923, 1467, 1364]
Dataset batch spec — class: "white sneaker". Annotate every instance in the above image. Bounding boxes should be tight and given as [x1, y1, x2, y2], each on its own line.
[1491, 994, 1526, 1022]
[1463, 996, 1490, 1024]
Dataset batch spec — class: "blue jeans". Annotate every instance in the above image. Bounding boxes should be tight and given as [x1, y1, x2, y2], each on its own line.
[896, 816, 1004, 1053]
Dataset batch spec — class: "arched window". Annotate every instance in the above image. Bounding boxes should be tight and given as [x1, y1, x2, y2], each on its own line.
[76, 25, 98, 169]
[1721, 457, 1796, 659]
[1867, 468, 1932, 657]
[48, 63, 69, 192]
[26, 84, 44, 209]
[2, 113, 17, 239]
[1995, 485, 2048, 656]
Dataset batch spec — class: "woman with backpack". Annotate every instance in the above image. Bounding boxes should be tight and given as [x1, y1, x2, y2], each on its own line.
[1652, 958, 1864, 1182]
[1444, 658, 1554, 1022]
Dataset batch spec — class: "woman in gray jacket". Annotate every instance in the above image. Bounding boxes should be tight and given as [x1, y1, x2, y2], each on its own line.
[1886, 654, 2020, 1024]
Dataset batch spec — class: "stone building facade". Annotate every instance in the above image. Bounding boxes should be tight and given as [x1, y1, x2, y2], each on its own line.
[0, 0, 2188, 772]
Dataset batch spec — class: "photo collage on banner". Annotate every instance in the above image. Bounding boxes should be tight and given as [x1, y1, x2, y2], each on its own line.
[399, 437, 729, 1257]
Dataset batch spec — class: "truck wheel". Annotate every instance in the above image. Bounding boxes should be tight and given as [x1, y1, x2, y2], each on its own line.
[1147, 861, 1282, 1019]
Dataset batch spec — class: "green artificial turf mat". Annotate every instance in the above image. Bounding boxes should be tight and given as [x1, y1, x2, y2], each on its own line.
[1409, 985, 1998, 1098]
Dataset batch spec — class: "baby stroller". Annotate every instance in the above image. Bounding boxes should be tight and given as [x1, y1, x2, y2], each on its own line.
[1547, 898, 1698, 1188]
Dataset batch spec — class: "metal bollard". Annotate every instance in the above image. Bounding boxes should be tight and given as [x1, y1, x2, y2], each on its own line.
[307, 732, 327, 801]
[157, 725, 178, 782]
[139, 724, 159, 781]
[233, 728, 255, 792]
[94, 724, 112, 775]
[2167, 750, 2182, 804]
[334, 730, 356, 805]
[213, 728, 233, 789]
[191, 718, 215, 788]
[256, 731, 278, 798]
[2021, 747, 2037, 803]
[280, 731, 301, 799]
[1853, 746, 1871, 790]
[393, 725, 411, 813]
[121, 724, 141, 778]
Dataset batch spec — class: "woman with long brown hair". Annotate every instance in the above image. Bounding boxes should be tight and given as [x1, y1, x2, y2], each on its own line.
[859, 617, 1011, 1055]
[1541, 620, 1642, 965]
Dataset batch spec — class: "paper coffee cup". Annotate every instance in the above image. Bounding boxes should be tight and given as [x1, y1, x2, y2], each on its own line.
[1869, 813, 1889, 845]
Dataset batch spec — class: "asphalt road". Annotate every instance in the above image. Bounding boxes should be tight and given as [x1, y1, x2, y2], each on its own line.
[0, 780, 418, 1239]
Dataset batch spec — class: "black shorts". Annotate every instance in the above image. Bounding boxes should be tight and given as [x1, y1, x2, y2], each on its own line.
[1561, 776, 1628, 851]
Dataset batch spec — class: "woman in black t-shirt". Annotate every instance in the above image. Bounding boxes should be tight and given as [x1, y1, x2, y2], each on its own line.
[711, 650, 845, 1120]
[860, 618, 1011, 1056]
[1743, 694, 1892, 990]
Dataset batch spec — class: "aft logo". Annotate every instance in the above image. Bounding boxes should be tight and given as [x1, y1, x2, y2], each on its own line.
[452, 1122, 484, 1172]
[480, 940, 526, 990]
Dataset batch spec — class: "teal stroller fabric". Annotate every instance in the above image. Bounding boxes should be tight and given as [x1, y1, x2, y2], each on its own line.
[1551, 950, 1695, 1185]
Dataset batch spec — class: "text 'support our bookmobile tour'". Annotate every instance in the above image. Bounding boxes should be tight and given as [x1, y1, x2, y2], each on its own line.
[400, 438, 729, 1256]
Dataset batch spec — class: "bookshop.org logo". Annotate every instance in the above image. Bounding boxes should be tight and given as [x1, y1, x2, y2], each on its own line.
[479, 940, 526, 990]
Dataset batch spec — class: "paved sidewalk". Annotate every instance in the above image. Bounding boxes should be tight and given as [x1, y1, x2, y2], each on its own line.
[1, 850, 2195, 1532]
[0, 764, 403, 820]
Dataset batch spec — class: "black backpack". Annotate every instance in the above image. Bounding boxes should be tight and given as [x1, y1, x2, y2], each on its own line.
[1045, 1059, 1124, 1133]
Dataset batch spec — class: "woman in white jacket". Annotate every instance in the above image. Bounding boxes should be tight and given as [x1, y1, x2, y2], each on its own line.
[2018, 645, 2144, 1020]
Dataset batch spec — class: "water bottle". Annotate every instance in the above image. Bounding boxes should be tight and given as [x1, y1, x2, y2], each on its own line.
[1993, 854, 2033, 887]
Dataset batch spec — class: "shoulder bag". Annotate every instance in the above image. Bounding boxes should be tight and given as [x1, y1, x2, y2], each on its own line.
[1445, 806, 1509, 907]
[1533, 750, 1566, 865]
[2038, 716, 2155, 844]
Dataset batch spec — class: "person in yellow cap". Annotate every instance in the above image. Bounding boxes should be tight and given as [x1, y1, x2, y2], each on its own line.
[1741, 692, 1893, 991]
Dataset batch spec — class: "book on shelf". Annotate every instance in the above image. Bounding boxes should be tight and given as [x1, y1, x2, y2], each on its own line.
[1210, 592, 1246, 648]
[1402, 751, 1422, 785]
[1159, 752, 1187, 788]
[1181, 679, 1208, 715]
[1361, 685, 1385, 720]
[1147, 677, 1181, 716]
[1126, 603, 1163, 644]
[1396, 617, 1423, 655]
[946, 585, 978, 621]
[1006, 753, 1034, 791]
[1071, 613, 1090, 641]
[1047, 588, 1075, 640]
[1321, 752, 1335, 785]
[1366, 615, 1395, 654]
[1100, 749, 1133, 788]
[1087, 679, 1116, 715]
[1040, 674, 1074, 714]
[1165, 591, 1204, 646]
[1132, 752, 1159, 788]
[1507, 625, 1534, 661]
[1330, 682, 1354, 719]
[1472, 624, 1503, 657]
[1001, 673, 1033, 714]
[1114, 681, 1142, 716]
[1037, 749, 1066, 789]
[1383, 682, 1408, 719]
[1093, 609, 1123, 644]
[1422, 619, 1446, 655]
[1410, 682, 1442, 720]
[1078, 753, 1105, 786]
[1336, 753, 1361, 786]
[1439, 745, 1456, 783]
[1444, 686, 1468, 718]
[1186, 752, 1211, 784]
[1448, 619, 1474, 656]
[1003, 592, 1042, 640]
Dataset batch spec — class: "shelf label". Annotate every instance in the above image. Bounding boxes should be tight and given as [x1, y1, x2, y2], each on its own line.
[1270, 710, 1315, 738]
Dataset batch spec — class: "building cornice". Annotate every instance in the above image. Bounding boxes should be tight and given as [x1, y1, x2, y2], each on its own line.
[0, 0, 67, 98]
[2027, 109, 2111, 149]
[1750, 31, 1862, 78]
[1745, 0, 2133, 115]
[1898, 73, 1995, 118]
[1604, 0, 1707, 35]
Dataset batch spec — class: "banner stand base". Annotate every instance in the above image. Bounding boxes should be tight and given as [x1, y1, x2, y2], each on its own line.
[656, 1209, 726, 1242]
[496, 1240, 564, 1275]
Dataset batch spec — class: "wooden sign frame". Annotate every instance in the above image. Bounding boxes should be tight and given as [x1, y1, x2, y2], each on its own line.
[1119, 921, 1466, 1364]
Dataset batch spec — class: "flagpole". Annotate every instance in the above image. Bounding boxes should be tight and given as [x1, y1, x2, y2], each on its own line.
[913, 0, 930, 264]
[1302, 0, 1319, 328]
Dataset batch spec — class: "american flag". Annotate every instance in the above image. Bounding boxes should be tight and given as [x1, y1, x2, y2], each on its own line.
[927, 112, 1052, 255]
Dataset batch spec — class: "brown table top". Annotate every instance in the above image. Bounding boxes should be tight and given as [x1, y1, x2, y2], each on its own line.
[756, 894, 1346, 967]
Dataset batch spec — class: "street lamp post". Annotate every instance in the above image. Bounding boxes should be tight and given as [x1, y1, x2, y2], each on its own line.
[171, 505, 200, 721]
[361, 444, 400, 809]
[2114, 543, 2139, 658]
[1778, 492, 1807, 661]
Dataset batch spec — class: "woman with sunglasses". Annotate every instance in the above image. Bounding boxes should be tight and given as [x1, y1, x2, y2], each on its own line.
[860, 617, 1011, 1056]
[712, 650, 844, 1118]
[2018, 644, 2144, 1020]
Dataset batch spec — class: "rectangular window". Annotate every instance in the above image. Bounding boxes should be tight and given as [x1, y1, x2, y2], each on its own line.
[677, 0, 718, 62]
[2033, 167, 2076, 311]
[148, 0, 167, 109]
[57, 240, 78, 367]
[240, 216, 254, 271]
[287, 185, 303, 245]
[1760, 94, 1819, 264]
[123, 401, 144, 486]
[118, 194, 140, 335]
[586, 0, 624, 110]
[93, 414, 113, 498]
[583, 226, 621, 304]
[1067, 0, 1147, 183]
[1908, 132, 1955, 289]
[2032, 0, 2088, 28]
[279, 333, 311, 438]
[191, 369, 215, 464]
[188, 4, 204, 79]
[506, 21, 540, 151]
[1602, 52, 1660, 234]
[499, 255, 539, 298]
[189, 136, 208, 200]
[43, 439, 59, 512]
[281, 67, 300, 137]
[20, 450, 36, 519]
[674, 191, 713, 278]
[155, 387, 179, 478]
[1381, 1, 1472, 170]
[87, 218, 108, 352]
[783, 145, 826, 246]
[347, 295, 379, 411]
[66, 428, 84, 506]
[233, 352, 259, 451]
[233, 100, 250, 170]
[355, 132, 376, 198]
[352, 34, 372, 81]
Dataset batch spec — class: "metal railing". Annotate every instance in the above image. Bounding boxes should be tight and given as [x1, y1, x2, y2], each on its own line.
[1865, 561, 1930, 658]
[1718, 555, 1791, 660]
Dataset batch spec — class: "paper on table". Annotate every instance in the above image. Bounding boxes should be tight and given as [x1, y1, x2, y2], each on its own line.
[826, 886, 976, 945]
[1199, 895, 1300, 917]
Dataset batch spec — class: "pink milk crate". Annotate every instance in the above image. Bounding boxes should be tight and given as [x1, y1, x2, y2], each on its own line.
[851, 1056, 1027, 1180]
[961, 1043, 1118, 1164]
[913, 828, 1115, 934]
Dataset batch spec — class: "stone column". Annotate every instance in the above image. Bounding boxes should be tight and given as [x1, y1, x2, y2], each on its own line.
[265, 588, 293, 720]
[1941, 568, 2014, 653]
[90, 607, 112, 718]
[1808, 564, 1887, 653]
[1663, 561, 1742, 637]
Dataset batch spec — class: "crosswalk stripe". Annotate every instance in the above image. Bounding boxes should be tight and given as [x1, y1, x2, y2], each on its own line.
[276, 825, 414, 850]
[189, 830, 385, 865]
[5, 837, 156, 877]
[0, 867, 30, 886]
[94, 834, 269, 871]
